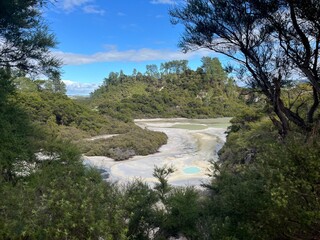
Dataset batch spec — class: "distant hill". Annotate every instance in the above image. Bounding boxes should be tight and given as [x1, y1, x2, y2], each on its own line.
[89, 58, 247, 121]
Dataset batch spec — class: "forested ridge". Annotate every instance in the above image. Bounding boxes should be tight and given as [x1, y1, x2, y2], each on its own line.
[89, 57, 246, 120]
[1, 0, 320, 240]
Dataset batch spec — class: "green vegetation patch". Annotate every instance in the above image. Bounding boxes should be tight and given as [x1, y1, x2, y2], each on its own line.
[81, 128, 168, 160]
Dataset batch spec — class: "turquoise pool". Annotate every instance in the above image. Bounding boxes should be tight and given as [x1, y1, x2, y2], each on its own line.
[183, 166, 201, 174]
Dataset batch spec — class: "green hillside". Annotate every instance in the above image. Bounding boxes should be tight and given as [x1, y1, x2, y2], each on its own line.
[12, 77, 167, 161]
[90, 58, 247, 120]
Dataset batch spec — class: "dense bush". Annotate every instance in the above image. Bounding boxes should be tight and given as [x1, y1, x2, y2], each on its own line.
[0, 141, 128, 239]
[17, 91, 113, 136]
[207, 113, 320, 239]
[82, 128, 168, 160]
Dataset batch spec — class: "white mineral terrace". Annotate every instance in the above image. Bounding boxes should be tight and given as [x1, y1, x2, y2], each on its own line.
[83, 118, 231, 186]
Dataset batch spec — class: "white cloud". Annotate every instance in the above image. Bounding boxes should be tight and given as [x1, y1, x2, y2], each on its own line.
[82, 5, 105, 15]
[54, 48, 214, 65]
[150, 0, 175, 4]
[63, 80, 100, 95]
[60, 0, 105, 15]
[61, 0, 92, 11]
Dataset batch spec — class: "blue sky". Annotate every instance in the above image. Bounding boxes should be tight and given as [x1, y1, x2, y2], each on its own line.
[45, 0, 227, 95]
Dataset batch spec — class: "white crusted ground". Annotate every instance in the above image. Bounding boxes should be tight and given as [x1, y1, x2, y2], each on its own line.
[83, 118, 231, 186]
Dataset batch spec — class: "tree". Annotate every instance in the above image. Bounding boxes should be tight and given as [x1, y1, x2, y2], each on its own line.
[153, 165, 175, 202]
[0, 0, 62, 182]
[132, 68, 138, 81]
[119, 69, 126, 83]
[201, 57, 227, 84]
[49, 76, 66, 94]
[145, 64, 160, 79]
[104, 71, 119, 86]
[160, 60, 189, 75]
[170, 0, 320, 136]
[201, 57, 228, 95]
[0, 0, 60, 78]
[124, 181, 159, 240]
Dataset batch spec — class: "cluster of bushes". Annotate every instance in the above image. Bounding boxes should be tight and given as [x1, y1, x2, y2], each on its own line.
[17, 91, 122, 137]
[211, 111, 320, 239]
[0, 140, 128, 239]
[81, 128, 168, 160]
[13, 77, 135, 139]
[1, 150, 199, 240]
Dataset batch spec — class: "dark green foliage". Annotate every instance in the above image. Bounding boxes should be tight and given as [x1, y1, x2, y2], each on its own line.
[219, 112, 276, 165]
[124, 181, 159, 240]
[153, 166, 175, 202]
[160, 60, 189, 75]
[0, 70, 15, 103]
[0, 0, 60, 77]
[256, 135, 320, 238]
[0, 72, 37, 182]
[124, 166, 202, 240]
[17, 91, 104, 133]
[163, 187, 201, 239]
[205, 168, 273, 239]
[124, 167, 203, 240]
[0, 143, 128, 239]
[12, 76, 168, 161]
[207, 113, 320, 239]
[0, 102, 35, 182]
[0, 70, 127, 239]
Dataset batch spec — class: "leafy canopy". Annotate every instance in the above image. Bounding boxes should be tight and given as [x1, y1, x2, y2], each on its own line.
[170, 0, 320, 136]
[0, 0, 60, 77]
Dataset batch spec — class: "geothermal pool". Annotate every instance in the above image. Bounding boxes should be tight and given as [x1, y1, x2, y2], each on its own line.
[183, 166, 201, 174]
[83, 118, 231, 186]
